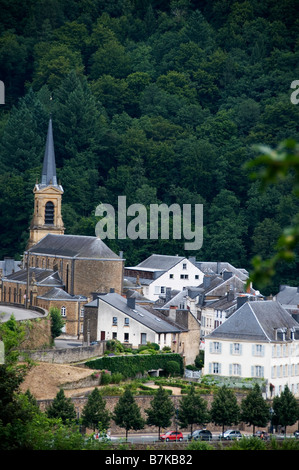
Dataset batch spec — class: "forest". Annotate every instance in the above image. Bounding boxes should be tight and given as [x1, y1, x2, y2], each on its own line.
[0, 0, 298, 295]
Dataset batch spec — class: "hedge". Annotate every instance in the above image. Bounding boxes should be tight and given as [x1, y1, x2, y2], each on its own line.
[85, 353, 184, 378]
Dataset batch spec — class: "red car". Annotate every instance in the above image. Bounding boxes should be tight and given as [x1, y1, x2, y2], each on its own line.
[160, 431, 184, 442]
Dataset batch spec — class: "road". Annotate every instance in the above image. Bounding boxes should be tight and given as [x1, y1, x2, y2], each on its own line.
[0, 304, 44, 322]
[54, 338, 83, 348]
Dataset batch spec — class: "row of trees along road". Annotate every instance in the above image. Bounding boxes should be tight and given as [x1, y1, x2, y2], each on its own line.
[46, 382, 299, 440]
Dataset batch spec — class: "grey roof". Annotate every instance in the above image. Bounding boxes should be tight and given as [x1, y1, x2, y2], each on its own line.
[86, 292, 183, 334]
[136, 254, 185, 271]
[275, 286, 299, 305]
[38, 118, 59, 188]
[2, 267, 63, 286]
[0, 259, 21, 276]
[206, 300, 299, 342]
[26, 234, 121, 260]
[37, 287, 86, 301]
[206, 296, 237, 311]
[195, 262, 248, 281]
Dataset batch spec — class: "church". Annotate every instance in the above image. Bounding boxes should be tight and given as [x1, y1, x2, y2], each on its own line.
[1, 118, 124, 338]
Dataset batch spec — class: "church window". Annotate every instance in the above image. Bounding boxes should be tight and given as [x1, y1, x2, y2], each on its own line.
[45, 201, 54, 225]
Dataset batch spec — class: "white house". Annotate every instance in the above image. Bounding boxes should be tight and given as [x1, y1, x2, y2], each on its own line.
[124, 254, 204, 301]
[204, 300, 299, 397]
[84, 292, 182, 349]
[83, 292, 201, 364]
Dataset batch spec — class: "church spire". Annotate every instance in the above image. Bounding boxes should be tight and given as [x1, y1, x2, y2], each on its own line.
[27, 115, 64, 249]
[41, 116, 58, 187]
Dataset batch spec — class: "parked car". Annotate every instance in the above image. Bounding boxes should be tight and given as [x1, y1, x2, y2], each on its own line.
[187, 429, 212, 441]
[294, 430, 299, 439]
[219, 430, 242, 440]
[160, 431, 184, 442]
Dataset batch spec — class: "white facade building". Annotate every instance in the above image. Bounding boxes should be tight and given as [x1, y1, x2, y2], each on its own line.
[124, 254, 204, 301]
[84, 292, 182, 349]
[204, 301, 299, 397]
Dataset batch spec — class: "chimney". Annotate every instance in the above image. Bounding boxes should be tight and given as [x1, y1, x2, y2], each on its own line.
[165, 287, 172, 303]
[223, 271, 233, 281]
[127, 296, 135, 309]
[203, 275, 212, 289]
[237, 295, 248, 309]
[274, 328, 278, 340]
[217, 261, 221, 274]
[227, 290, 234, 302]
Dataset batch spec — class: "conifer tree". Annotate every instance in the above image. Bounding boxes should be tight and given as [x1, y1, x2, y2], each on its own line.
[145, 385, 175, 439]
[272, 385, 299, 435]
[46, 389, 76, 424]
[210, 385, 240, 436]
[113, 388, 145, 440]
[240, 383, 270, 434]
[178, 383, 210, 435]
[81, 387, 111, 432]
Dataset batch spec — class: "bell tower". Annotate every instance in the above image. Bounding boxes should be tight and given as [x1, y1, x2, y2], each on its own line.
[27, 117, 64, 249]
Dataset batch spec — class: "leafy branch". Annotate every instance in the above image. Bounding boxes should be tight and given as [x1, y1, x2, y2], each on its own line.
[245, 139, 299, 289]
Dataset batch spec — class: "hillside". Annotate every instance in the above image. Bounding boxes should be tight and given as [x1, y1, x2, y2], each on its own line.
[0, 0, 298, 295]
[20, 363, 99, 400]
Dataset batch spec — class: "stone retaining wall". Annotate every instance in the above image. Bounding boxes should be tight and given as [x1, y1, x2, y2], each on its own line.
[20, 341, 106, 363]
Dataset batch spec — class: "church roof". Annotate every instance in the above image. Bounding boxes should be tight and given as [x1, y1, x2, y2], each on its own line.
[26, 234, 122, 260]
[36, 117, 62, 191]
[2, 267, 63, 287]
[37, 287, 86, 301]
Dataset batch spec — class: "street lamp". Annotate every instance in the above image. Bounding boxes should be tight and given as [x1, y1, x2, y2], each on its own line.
[269, 407, 274, 434]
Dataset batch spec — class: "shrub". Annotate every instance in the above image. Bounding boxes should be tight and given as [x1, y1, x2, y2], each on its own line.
[101, 371, 111, 385]
[228, 436, 267, 450]
[186, 440, 213, 450]
[86, 353, 184, 379]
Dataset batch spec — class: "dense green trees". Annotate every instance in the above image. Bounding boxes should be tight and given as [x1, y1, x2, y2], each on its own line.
[0, 0, 298, 294]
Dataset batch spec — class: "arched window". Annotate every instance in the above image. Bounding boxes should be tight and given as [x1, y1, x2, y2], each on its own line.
[45, 201, 54, 225]
[61, 306, 66, 317]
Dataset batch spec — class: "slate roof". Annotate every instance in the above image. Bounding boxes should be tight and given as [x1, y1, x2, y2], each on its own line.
[275, 286, 299, 306]
[136, 254, 185, 271]
[2, 267, 63, 287]
[195, 261, 248, 281]
[86, 292, 183, 333]
[206, 300, 299, 342]
[26, 234, 121, 260]
[0, 259, 21, 276]
[37, 287, 86, 301]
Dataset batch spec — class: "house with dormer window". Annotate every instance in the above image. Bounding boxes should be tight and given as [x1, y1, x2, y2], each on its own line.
[204, 300, 299, 397]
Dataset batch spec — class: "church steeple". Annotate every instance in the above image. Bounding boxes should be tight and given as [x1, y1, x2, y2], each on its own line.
[41, 117, 58, 187]
[27, 117, 64, 249]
